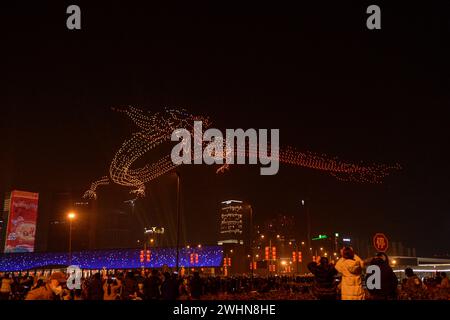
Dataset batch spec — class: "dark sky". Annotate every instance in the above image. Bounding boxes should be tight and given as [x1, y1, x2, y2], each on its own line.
[1, 1, 449, 256]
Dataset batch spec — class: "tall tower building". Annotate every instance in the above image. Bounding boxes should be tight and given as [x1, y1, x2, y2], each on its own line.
[218, 200, 252, 274]
[218, 200, 251, 246]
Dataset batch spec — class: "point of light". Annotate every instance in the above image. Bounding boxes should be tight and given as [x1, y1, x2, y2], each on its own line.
[67, 212, 76, 220]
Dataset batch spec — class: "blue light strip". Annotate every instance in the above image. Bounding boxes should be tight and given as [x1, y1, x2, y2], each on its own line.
[0, 247, 224, 271]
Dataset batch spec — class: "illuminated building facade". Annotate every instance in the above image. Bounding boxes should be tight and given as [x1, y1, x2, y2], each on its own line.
[217, 200, 252, 274]
[218, 200, 251, 246]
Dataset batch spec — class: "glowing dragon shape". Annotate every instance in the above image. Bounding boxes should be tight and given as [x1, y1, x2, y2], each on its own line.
[83, 106, 400, 199]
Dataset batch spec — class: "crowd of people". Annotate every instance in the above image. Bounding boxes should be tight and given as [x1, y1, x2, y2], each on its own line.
[0, 247, 448, 300]
[0, 270, 314, 301]
[307, 247, 450, 300]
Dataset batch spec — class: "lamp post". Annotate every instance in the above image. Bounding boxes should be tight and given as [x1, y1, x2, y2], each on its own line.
[175, 171, 181, 273]
[301, 199, 311, 254]
[247, 205, 254, 286]
[67, 212, 76, 265]
[269, 238, 273, 275]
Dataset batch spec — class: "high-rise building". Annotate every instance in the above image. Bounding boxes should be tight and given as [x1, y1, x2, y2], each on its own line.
[217, 200, 252, 274]
[218, 200, 251, 246]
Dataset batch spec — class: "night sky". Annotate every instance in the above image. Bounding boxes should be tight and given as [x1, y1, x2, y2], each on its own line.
[1, 1, 449, 256]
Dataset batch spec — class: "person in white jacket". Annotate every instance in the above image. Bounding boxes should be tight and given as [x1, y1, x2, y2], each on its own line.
[335, 247, 365, 300]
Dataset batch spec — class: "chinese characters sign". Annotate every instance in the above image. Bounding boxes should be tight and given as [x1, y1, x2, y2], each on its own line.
[373, 233, 389, 252]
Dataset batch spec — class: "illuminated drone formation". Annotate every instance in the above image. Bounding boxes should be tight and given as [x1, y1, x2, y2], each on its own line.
[83, 106, 400, 199]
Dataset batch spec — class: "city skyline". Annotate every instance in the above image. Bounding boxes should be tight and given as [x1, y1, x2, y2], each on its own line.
[1, 2, 449, 257]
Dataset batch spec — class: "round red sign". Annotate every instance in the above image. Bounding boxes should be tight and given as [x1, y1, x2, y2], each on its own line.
[373, 233, 389, 252]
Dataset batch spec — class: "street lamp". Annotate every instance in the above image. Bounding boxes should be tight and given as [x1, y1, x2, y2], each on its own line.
[67, 211, 76, 265]
[301, 199, 311, 252]
[246, 204, 254, 286]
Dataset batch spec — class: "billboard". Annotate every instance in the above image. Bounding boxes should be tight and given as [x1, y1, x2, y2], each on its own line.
[3, 190, 39, 253]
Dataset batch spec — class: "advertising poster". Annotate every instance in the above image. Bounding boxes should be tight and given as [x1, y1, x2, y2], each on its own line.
[4, 190, 39, 253]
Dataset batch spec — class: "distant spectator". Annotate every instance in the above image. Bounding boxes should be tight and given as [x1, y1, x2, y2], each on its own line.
[103, 276, 121, 300]
[87, 273, 103, 300]
[161, 272, 178, 300]
[144, 269, 161, 300]
[400, 268, 428, 300]
[440, 272, 449, 289]
[121, 272, 138, 300]
[190, 272, 203, 299]
[0, 273, 13, 300]
[25, 272, 66, 300]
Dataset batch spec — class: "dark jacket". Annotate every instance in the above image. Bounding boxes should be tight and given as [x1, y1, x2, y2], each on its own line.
[122, 277, 138, 300]
[87, 278, 104, 300]
[190, 276, 203, 299]
[144, 275, 161, 300]
[307, 262, 338, 300]
[365, 258, 398, 300]
[161, 277, 178, 300]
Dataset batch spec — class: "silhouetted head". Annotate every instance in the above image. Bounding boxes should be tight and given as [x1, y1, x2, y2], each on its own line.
[319, 257, 329, 266]
[342, 247, 354, 260]
[370, 257, 384, 266]
[405, 267, 414, 277]
[376, 252, 389, 264]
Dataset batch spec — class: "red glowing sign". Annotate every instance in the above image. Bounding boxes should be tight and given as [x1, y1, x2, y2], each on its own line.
[373, 233, 389, 252]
